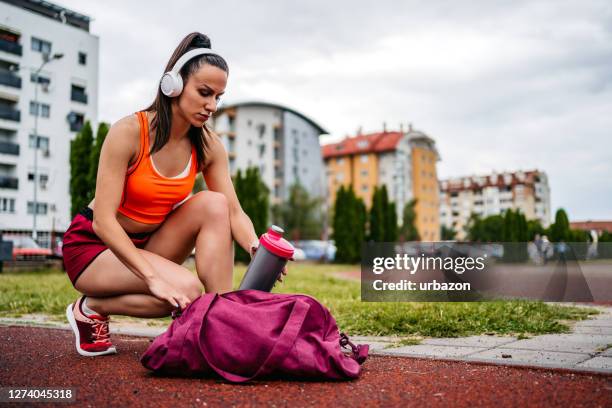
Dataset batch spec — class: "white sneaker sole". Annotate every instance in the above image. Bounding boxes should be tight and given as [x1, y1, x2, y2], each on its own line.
[66, 303, 117, 357]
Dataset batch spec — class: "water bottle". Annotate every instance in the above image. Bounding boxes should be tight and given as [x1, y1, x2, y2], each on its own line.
[239, 225, 295, 292]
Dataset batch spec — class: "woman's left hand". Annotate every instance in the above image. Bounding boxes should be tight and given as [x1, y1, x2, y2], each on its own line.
[249, 240, 289, 283]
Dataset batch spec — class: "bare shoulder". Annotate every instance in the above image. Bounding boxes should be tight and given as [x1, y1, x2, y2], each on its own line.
[202, 129, 227, 170]
[103, 114, 141, 157]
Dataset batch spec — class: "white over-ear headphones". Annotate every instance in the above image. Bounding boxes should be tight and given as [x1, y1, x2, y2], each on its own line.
[160, 48, 222, 97]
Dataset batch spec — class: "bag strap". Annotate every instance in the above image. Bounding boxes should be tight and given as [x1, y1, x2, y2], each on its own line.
[340, 332, 369, 364]
[198, 298, 310, 383]
[165, 294, 217, 364]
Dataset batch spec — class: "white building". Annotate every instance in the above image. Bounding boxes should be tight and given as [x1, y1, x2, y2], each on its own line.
[0, 0, 98, 247]
[211, 101, 327, 205]
[440, 170, 551, 239]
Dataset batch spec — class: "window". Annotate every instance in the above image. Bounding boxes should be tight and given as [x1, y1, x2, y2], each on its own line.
[71, 84, 88, 104]
[360, 154, 368, 163]
[361, 185, 368, 192]
[31, 37, 51, 54]
[29, 135, 49, 150]
[0, 197, 15, 213]
[27, 173, 48, 185]
[27, 201, 48, 215]
[337, 158, 344, 165]
[30, 74, 50, 85]
[78, 52, 87, 65]
[67, 111, 84, 132]
[257, 124, 266, 139]
[258, 143, 266, 157]
[30, 102, 50, 118]
[361, 170, 368, 177]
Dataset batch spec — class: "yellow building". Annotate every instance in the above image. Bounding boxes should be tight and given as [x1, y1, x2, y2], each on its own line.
[322, 126, 440, 241]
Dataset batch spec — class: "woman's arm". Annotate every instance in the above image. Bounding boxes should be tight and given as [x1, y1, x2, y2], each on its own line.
[91, 117, 156, 279]
[202, 133, 259, 254]
[91, 116, 191, 309]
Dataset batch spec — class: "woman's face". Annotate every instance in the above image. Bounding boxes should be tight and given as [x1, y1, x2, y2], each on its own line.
[176, 63, 227, 127]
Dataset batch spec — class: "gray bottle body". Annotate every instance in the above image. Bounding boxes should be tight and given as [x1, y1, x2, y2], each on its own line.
[239, 245, 288, 292]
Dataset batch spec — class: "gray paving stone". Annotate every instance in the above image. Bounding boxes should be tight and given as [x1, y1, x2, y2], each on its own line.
[381, 344, 487, 358]
[111, 326, 165, 337]
[571, 325, 612, 335]
[468, 348, 590, 366]
[503, 334, 610, 354]
[576, 356, 612, 370]
[361, 341, 395, 352]
[422, 336, 517, 348]
[573, 318, 612, 328]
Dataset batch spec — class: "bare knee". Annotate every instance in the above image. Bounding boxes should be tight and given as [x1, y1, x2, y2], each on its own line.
[192, 191, 230, 222]
[176, 274, 204, 302]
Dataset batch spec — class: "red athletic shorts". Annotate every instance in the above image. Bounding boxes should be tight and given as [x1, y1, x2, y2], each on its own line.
[62, 207, 153, 286]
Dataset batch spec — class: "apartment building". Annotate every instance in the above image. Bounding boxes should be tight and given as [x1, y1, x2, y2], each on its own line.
[0, 0, 98, 247]
[439, 170, 551, 239]
[322, 125, 441, 241]
[211, 101, 327, 205]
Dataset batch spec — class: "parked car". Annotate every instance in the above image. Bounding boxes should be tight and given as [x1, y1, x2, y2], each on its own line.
[51, 237, 63, 259]
[291, 240, 336, 262]
[3, 235, 52, 261]
[292, 247, 306, 261]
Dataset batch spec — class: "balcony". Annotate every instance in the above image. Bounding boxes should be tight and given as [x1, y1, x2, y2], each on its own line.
[0, 106, 20, 122]
[71, 89, 88, 104]
[0, 39, 22, 56]
[0, 141, 19, 155]
[69, 121, 83, 132]
[0, 176, 18, 189]
[0, 71, 21, 89]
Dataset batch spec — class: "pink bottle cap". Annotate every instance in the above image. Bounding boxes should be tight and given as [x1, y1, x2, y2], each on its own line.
[260, 225, 295, 259]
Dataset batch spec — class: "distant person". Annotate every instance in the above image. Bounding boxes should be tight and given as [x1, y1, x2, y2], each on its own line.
[541, 235, 552, 264]
[555, 240, 569, 262]
[62, 33, 288, 357]
[534, 233, 543, 264]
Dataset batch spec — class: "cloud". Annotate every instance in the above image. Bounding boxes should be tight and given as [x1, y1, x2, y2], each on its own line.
[56, 0, 612, 220]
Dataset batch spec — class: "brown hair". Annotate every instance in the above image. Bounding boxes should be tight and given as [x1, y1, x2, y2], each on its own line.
[145, 32, 229, 170]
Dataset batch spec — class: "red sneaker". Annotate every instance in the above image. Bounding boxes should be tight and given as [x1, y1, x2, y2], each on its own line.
[66, 296, 116, 356]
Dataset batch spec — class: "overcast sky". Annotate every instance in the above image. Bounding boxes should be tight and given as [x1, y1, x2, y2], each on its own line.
[57, 0, 612, 221]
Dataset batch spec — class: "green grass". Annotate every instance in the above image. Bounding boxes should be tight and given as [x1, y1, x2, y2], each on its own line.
[0, 263, 598, 338]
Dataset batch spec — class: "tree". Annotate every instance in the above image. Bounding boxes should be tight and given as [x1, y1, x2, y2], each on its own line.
[87, 122, 109, 200]
[440, 225, 456, 241]
[549, 209, 571, 242]
[466, 213, 504, 242]
[233, 167, 269, 263]
[69, 121, 94, 217]
[381, 186, 398, 241]
[400, 199, 420, 241]
[368, 186, 385, 242]
[192, 173, 206, 194]
[332, 186, 366, 263]
[274, 182, 323, 240]
[527, 219, 544, 241]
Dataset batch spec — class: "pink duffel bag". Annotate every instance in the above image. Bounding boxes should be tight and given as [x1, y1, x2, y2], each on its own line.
[140, 289, 369, 382]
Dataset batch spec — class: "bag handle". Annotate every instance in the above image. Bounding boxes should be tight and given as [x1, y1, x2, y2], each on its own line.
[165, 294, 217, 365]
[198, 298, 310, 383]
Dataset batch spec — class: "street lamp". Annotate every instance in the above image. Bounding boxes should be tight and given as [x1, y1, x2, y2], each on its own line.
[32, 52, 63, 242]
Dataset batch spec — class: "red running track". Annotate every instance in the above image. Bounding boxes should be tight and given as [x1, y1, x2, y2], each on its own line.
[0, 326, 610, 407]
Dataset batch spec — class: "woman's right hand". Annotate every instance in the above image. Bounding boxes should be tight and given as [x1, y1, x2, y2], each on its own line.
[146, 276, 192, 311]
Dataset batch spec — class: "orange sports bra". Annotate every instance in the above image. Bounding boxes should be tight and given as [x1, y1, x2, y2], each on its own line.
[117, 111, 198, 224]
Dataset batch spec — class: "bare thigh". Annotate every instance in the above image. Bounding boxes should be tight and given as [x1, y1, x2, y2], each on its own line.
[74, 248, 203, 298]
